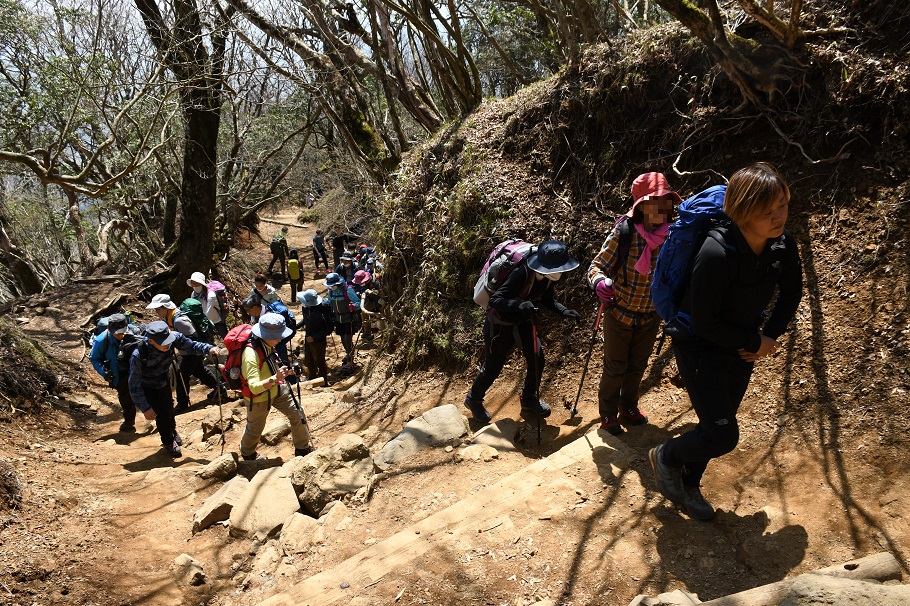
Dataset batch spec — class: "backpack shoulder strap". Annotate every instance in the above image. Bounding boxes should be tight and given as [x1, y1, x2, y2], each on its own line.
[616, 217, 633, 269]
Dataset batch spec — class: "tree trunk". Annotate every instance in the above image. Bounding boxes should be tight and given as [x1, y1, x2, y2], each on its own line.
[63, 188, 107, 275]
[171, 92, 220, 293]
[655, 0, 798, 106]
[0, 221, 42, 296]
[162, 190, 177, 246]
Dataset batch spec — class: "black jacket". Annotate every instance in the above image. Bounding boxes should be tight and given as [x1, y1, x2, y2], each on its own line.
[489, 263, 568, 325]
[682, 224, 802, 353]
[302, 302, 335, 342]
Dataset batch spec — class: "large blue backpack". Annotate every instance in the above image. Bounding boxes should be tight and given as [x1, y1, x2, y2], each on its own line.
[651, 185, 729, 338]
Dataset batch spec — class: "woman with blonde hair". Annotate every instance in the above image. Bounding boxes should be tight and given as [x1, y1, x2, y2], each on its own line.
[649, 163, 803, 520]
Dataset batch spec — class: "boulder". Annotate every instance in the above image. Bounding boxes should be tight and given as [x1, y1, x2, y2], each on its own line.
[236, 456, 284, 480]
[456, 444, 499, 462]
[229, 467, 300, 540]
[341, 386, 363, 403]
[373, 404, 469, 470]
[627, 590, 700, 605]
[193, 475, 250, 534]
[171, 553, 206, 586]
[780, 574, 910, 606]
[196, 453, 237, 481]
[279, 512, 320, 555]
[286, 434, 374, 516]
[201, 406, 232, 440]
[470, 418, 519, 452]
[261, 417, 291, 445]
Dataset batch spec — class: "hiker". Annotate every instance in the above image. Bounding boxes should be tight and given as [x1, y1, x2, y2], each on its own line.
[324, 273, 360, 373]
[287, 249, 304, 303]
[312, 229, 329, 276]
[297, 289, 334, 385]
[464, 240, 581, 423]
[268, 226, 290, 279]
[351, 270, 379, 343]
[188, 271, 229, 338]
[251, 273, 281, 305]
[587, 172, 681, 435]
[238, 313, 315, 461]
[128, 321, 219, 457]
[89, 313, 138, 432]
[329, 227, 350, 269]
[240, 294, 296, 365]
[649, 163, 803, 521]
[146, 294, 222, 413]
[334, 250, 358, 283]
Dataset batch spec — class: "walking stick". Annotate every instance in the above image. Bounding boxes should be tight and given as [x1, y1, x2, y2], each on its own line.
[531, 322, 542, 446]
[565, 301, 606, 417]
[210, 351, 226, 455]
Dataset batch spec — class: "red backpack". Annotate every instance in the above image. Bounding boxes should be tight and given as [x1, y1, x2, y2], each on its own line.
[221, 324, 265, 398]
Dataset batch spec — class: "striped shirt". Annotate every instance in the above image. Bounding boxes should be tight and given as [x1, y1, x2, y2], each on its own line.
[587, 221, 662, 326]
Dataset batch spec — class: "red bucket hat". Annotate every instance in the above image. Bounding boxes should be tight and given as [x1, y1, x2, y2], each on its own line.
[628, 172, 683, 216]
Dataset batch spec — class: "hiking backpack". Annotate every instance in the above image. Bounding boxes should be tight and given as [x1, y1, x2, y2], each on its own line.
[221, 324, 265, 398]
[472, 239, 536, 309]
[270, 233, 287, 255]
[651, 185, 729, 338]
[287, 258, 301, 281]
[265, 300, 297, 332]
[207, 280, 230, 314]
[177, 297, 216, 344]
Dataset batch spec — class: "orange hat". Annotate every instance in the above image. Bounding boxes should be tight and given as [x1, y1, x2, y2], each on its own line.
[628, 172, 682, 216]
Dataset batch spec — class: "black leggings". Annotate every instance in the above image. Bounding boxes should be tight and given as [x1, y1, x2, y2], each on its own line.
[661, 339, 754, 487]
[469, 319, 543, 404]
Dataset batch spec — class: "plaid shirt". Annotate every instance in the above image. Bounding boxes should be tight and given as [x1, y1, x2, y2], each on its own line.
[587, 221, 662, 326]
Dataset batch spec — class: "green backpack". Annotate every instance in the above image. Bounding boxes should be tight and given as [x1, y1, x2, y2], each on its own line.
[178, 298, 216, 344]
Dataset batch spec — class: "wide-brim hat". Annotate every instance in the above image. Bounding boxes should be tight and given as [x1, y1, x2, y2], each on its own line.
[629, 172, 683, 215]
[146, 293, 176, 310]
[324, 273, 345, 287]
[340, 251, 355, 261]
[146, 320, 177, 346]
[186, 271, 208, 287]
[526, 240, 580, 274]
[298, 289, 323, 307]
[252, 313, 292, 340]
[352, 270, 371, 285]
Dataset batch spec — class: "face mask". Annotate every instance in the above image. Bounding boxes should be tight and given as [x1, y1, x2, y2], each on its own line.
[545, 272, 562, 282]
[193, 286, 204, 294]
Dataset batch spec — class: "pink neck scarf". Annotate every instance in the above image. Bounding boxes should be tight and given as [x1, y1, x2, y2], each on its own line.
[633, 222, 669, 275]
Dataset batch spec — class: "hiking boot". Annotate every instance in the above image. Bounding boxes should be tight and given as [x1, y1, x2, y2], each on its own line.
[463, 393, 492, 424]
[619, 407, 648, 427]
[648, 445, 684, 506]
[599, 415, 622, 435]
[164, 441, 182, 458]
[119, 422, 136, 433]
[295, 446, 316, 457]
[683, 485, 716, 521]
[242, 452, 264, 461]
[174, 403, 189, 414]
[519, 392, 551, 418]
[174, 433, 183, 446]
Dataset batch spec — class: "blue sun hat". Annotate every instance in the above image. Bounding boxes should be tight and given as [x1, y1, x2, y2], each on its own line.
[298, 289, 323, 307]
[324, 273, 345, 288]
[252, 313, 292, 341]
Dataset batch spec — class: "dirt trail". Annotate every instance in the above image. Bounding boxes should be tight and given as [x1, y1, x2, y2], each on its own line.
[1, 208, 909, 606]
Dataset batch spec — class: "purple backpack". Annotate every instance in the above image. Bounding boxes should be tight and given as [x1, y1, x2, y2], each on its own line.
[472, 239, 535, 309]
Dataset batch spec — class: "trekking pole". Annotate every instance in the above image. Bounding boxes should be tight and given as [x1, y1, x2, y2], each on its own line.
[210, 351, 226, 456]
[531, 321, 542, 446]
[565, 302, 605, 417]
[264, 350, 309, 424]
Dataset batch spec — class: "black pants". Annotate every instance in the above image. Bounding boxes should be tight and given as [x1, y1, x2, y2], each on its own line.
[289, 277, 304, 302]
[214, 320, 228, 339]
[115, 377, 136, 427]
[268, 251, 287, 277]
[144, 384, 177, 447]
[469, 319, 543, 404]
[661, 339, 754, 487]
[176, 355, 219, 408]
[332, 249, 342, 270]
[303, 339, 328, 382]
[313, 247, 328, 270]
